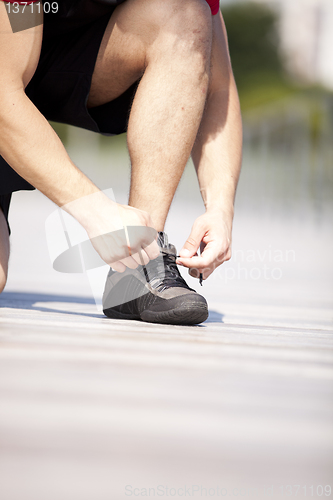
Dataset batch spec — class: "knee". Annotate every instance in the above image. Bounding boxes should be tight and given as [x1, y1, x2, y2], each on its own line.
[155, 0, 212, 29]
[144, 0, 212, 58]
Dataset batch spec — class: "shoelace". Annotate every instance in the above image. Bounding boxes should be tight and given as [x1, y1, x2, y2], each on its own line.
[142, 250, 193, 292]
[175, 254, 203, 286]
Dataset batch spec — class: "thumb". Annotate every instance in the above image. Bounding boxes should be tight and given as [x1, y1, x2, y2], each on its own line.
[179, 222, 203, 258]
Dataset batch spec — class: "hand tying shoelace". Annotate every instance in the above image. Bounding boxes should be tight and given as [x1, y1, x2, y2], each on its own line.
[175, 253, 203, 286]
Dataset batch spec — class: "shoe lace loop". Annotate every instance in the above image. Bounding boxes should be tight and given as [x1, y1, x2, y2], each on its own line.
[143, 250, 191, 291]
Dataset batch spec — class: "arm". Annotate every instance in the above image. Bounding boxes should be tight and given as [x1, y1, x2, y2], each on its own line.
[0, 5, 97, 210]
[0, 4, 159, 269]
[177, 11, 242, 280]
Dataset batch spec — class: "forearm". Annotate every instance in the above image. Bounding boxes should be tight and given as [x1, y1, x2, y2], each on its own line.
[192, 12, 242, 222]
[178, 70, 241, 274]
[0, 88, 103, 225]
[192, 81, 242, 215]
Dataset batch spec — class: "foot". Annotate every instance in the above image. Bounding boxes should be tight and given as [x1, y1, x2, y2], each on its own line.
[102, 232, 208, 325]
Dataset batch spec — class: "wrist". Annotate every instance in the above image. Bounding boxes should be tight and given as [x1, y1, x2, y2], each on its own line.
[205, 203, 234, 221]
[63, 191, 123, 238]
[200, 184, 235, 215]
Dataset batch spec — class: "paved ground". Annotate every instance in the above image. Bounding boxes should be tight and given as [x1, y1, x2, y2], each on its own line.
[1, 184, 332, 499]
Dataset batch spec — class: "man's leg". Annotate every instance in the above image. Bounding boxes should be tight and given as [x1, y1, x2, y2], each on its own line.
[88, 0, 213, 231]
[0, 209, 9, 293]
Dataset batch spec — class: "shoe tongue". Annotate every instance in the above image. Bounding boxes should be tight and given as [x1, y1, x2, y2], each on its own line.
[157, 232, 176, 256]
[157, 231, 169, 248]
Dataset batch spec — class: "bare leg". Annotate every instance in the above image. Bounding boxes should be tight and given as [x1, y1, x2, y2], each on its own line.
[88, 0, 213, 231]
[0, 209, 9, 293]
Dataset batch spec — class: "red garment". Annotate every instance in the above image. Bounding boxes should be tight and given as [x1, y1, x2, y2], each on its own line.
[205, 0, 220, 15]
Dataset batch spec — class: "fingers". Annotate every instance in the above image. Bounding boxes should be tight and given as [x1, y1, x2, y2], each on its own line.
[176, 211, 234, 282]
[177, 249, 216, 269]
[107, 237, 158, 272]
[188, 267, 212, 280]
[111, 240, 158, 271]
[86, 203, 160, 272]
[178, 246, 231, 282]
[124, 223, 159, 262]
[111, 261, 126, 273]
[131, 248, 150, 266]
[179, 221, 203, 259]
[111, 248, 151, 272]
[121, 255, 143, 269]
[142, 238, 160, 261]
[125, 226, 157, 253]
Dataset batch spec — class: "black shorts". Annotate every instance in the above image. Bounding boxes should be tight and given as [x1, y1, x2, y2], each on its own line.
[0, 0, 136, 229]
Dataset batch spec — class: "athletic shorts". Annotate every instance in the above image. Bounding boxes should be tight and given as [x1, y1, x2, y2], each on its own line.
[0, 0, 135, 229]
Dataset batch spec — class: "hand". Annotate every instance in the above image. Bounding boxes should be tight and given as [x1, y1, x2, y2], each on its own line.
[64, 193, 160, 273]
[111, 204, 160, 272]
[176, 208, 232, 281]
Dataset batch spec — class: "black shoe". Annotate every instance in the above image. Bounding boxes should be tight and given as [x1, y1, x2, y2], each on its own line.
[102, 232, 208, 325]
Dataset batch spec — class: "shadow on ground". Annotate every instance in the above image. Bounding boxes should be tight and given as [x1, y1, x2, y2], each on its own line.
[205, 310, 224, 323]
[0, 291, 102, 319]
[0, 291, 95, 306]
[0, 291, 224, 324]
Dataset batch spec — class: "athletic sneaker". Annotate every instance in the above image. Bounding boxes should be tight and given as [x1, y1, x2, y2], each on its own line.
[102, 231, 208, 325]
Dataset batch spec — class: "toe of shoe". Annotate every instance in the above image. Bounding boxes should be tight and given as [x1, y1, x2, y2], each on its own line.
[140, 292, 208, 325]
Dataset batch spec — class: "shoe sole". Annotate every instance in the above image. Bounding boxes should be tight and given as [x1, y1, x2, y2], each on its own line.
[141, 301, 208, 325]
[104, 301, 208, 326]
[103, 308, 140, 321]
